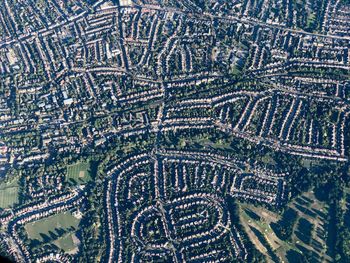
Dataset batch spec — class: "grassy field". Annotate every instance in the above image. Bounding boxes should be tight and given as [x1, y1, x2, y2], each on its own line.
[66, 161, 91, 184]
[53, 233, 80, 253]
[239, 191, 332, 262]
[180, 135, 234, 151]
[25, 211, 80, 241]
[25, 211, 81, 253]
[306, 13, 316, 28]
[0, 177, 19, 208]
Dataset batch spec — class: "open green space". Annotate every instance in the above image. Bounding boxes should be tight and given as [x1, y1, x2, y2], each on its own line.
[25, 211, 80, 242]
[24, 211, 82, 254]
[66, 161, 92, 184]
[239, 190, 332, 262]
[53, 233, 80, 253]
[306, 13, 316, 29]
[0, 177, 19, 208]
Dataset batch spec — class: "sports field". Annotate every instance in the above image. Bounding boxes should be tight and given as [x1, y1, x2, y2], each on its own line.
[0, 177, 19, 208]
[66, 161, 91, 183]
[53, 233, 80, 253]
[25, 211, 80, 240]
[25, 211, 81, 253]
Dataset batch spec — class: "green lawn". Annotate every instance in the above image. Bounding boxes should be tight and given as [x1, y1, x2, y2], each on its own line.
[306, 13, 316, 28]
[0, 177, 19, 208]
[239, 190, 332, 262]
[53, 233, 79, 253]
[25, 211, 80, 242]
[66, 161, 91, 184]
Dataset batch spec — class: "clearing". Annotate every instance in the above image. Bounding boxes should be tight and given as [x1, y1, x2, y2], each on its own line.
[0, 176, 19, 208]
[25, 211, 81, 253]
[66, 161, 91, 184]
[239, 190, 332, 262]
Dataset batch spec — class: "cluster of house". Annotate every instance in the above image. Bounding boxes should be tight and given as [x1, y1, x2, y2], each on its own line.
[130, 192, 248, 262]
[232, 171, 287, 206]
[103, 149, 286, 262]
[0, 188, 84, 262]
[160, 87, 349, 161]
[27, 173, 64, 198]
[0, 0, 349, 261]
[34, 253, 71, 263]
[0, 0, 348, 178]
